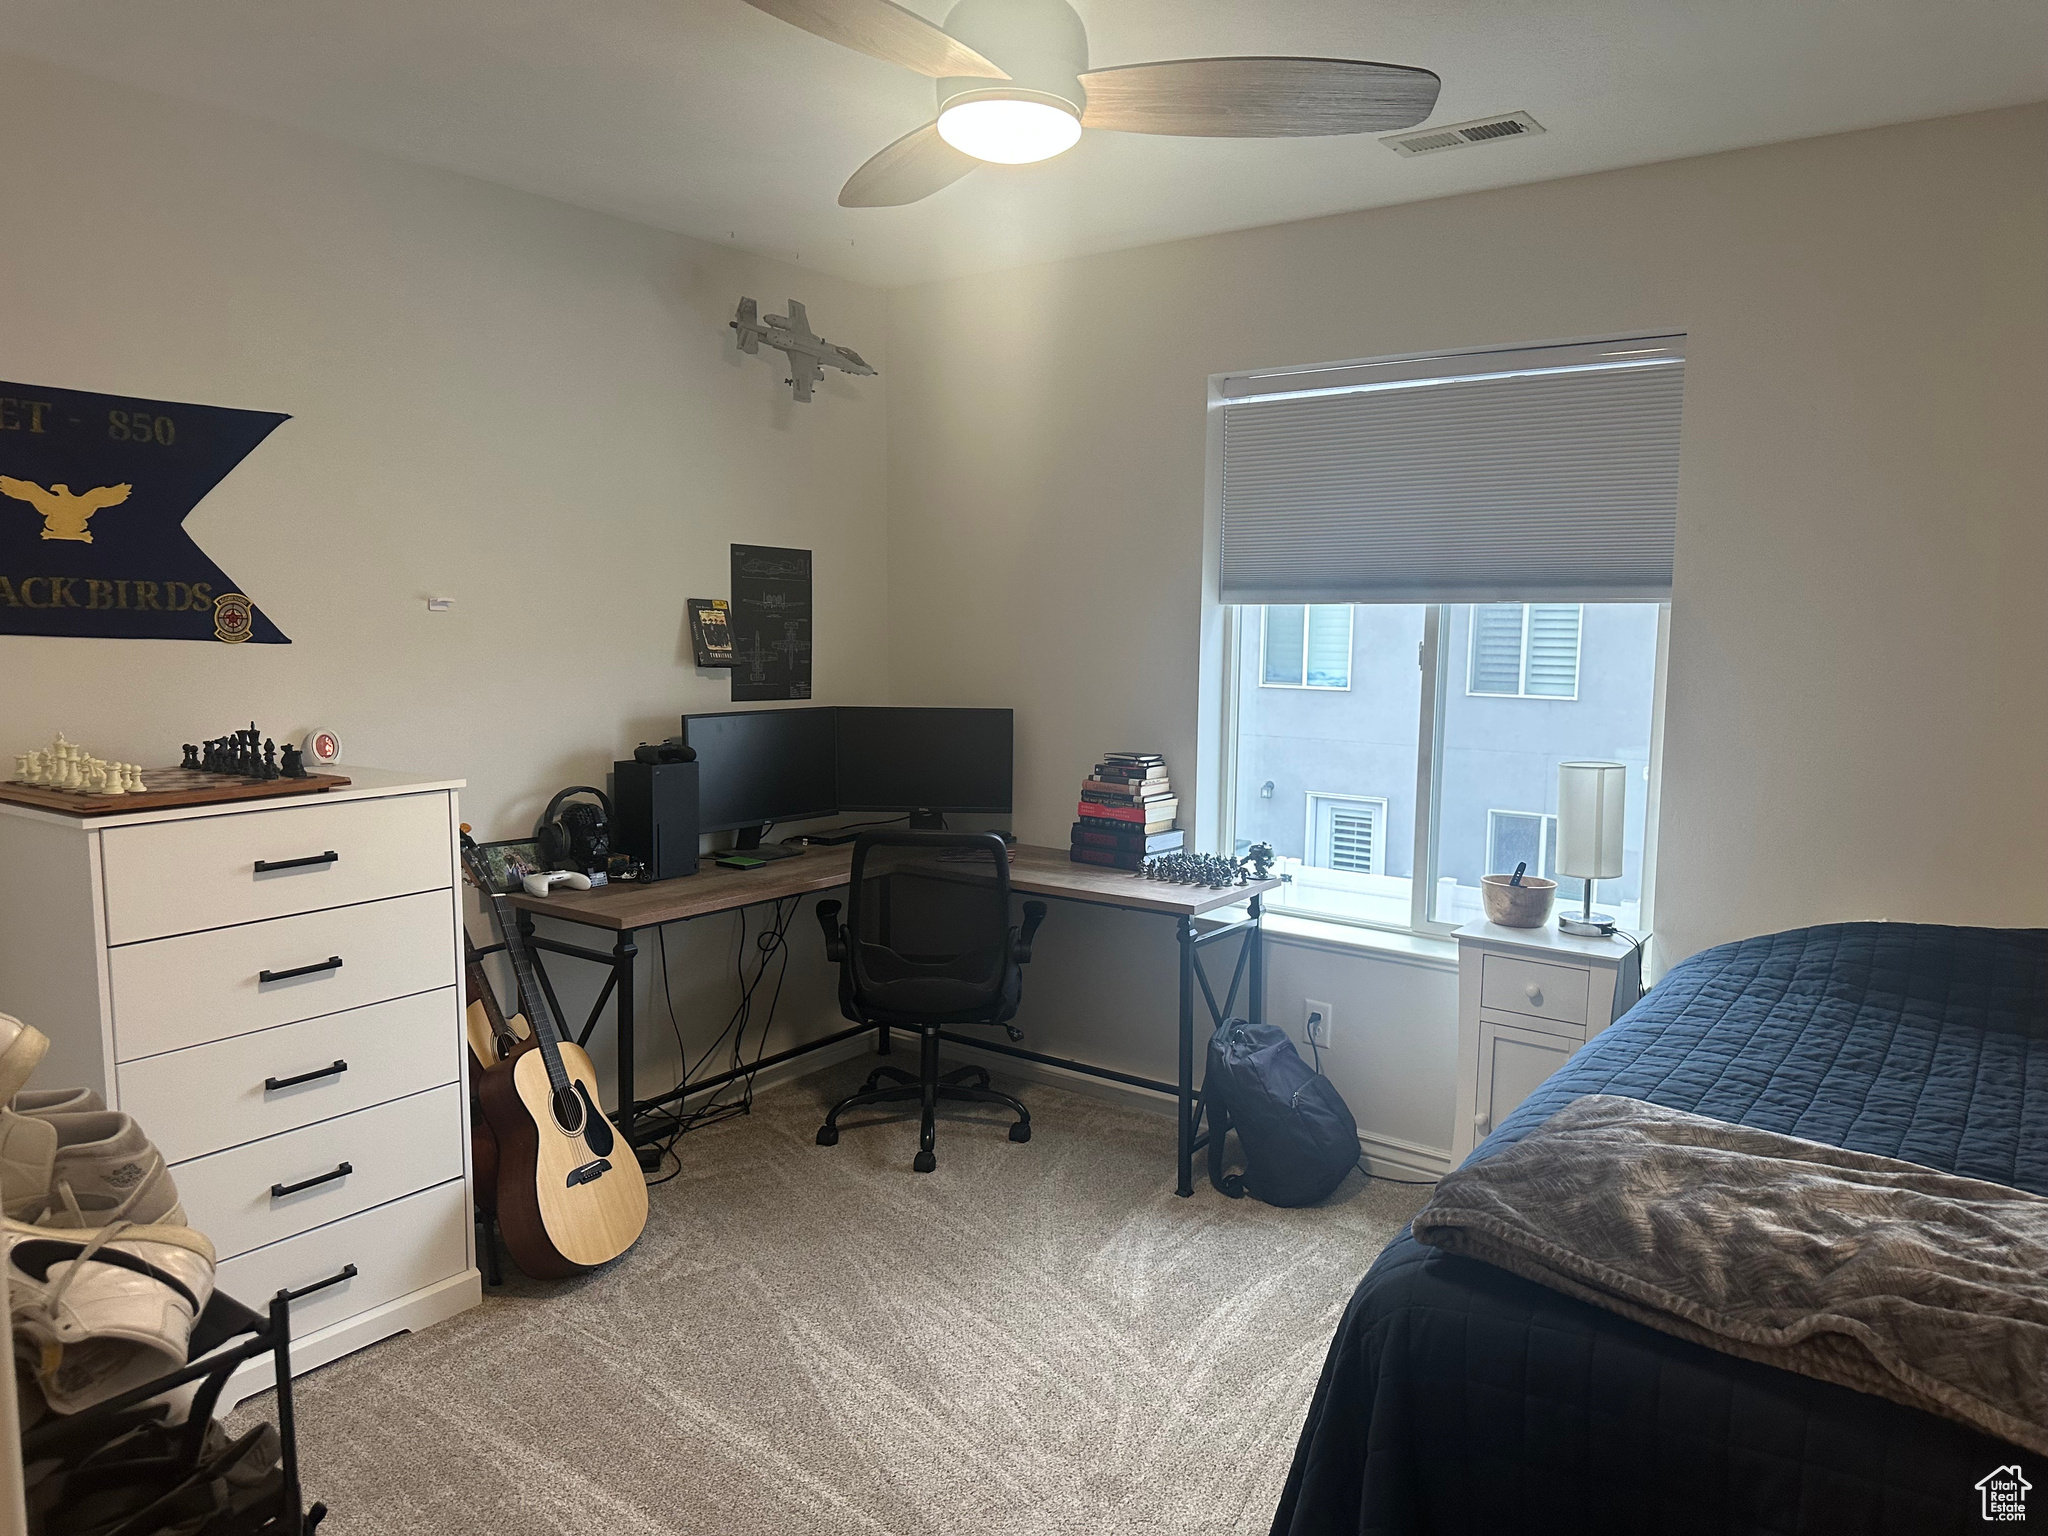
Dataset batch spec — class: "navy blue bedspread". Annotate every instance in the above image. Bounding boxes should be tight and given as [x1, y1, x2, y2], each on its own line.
[1272, 922, 2048, 1536]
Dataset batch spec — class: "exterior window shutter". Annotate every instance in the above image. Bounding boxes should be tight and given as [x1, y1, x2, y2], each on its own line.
[1470, 605, 1524, 694]
[1328, 807, 1377, 872]
[1305, 607, 1352, 688]
[1263, 606, 1305, 685]
[1524, 605, 1582, 697]
[1219, 339, 1684, 603]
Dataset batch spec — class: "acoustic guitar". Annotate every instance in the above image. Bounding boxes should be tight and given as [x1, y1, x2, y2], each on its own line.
[460, 837, 648, 1278]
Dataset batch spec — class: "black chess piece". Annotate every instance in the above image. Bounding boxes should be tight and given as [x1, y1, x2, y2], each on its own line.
[262, 740, 279, 781]
[201, 739, 215, 774]
[181, 744, 198, 771]
[280, 744, 307, 780]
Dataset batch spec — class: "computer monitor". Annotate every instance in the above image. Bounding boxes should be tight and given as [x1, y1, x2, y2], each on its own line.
[836, 707, 1014, 826]
[681, 708, 839, 848]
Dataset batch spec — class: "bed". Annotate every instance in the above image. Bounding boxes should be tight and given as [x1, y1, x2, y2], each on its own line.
[1272, 921, 2048, 1536]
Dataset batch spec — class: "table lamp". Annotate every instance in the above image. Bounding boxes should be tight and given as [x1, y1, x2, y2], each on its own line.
[1555, 760, 1626, 936]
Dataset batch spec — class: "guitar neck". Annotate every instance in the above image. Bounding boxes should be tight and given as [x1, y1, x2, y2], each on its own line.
[464, 856, 574, 1100]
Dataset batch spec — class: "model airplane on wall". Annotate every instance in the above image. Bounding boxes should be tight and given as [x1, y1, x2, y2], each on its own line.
[731, 297, 877, 402]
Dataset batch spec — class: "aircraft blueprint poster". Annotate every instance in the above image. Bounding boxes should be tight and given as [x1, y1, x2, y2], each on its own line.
[729, 544, 812, 701]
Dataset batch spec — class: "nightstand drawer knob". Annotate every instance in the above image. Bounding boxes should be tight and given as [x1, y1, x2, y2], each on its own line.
[1475, 1111, 1491, 1133]
[1525, 983, 1543, 1004]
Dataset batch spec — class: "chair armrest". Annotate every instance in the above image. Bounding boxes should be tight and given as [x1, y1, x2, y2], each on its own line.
[815, 899, 846, 963]
[1013, 901, 1048, 964]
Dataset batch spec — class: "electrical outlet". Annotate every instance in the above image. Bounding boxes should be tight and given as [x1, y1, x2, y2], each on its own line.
[1304, 998, 1334, 1051]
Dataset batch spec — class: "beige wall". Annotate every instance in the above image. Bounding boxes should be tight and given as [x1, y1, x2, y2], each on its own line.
[885, 104, 2046, 1156]
[0, 54, 894, 1100]
[4, 53, 2041, 1162]
[886, 102, 2048, 974]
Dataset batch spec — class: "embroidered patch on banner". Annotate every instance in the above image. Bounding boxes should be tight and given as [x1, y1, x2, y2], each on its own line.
[0, 382, 290, 643]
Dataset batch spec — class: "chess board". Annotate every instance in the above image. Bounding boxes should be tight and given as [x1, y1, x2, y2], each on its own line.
[0, 768, 353, 818]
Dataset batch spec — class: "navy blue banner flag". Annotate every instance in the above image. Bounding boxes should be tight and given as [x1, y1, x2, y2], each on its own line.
[0, 382, 290, 643]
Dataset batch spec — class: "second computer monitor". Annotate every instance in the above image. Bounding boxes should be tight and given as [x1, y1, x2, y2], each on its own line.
[681, 708, 839, 841]
[837, 707, 1014, 818]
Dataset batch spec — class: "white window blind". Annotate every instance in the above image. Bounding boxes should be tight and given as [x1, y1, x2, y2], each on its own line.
[1218, 338, 1684, 604]
[1261, 605, 1352, 688]
[1469, 603, 1581, 697]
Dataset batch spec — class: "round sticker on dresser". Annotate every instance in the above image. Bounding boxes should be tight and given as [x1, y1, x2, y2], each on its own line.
[303, 728, 343, 767]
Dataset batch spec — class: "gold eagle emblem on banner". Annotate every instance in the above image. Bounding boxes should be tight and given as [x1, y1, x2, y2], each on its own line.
[0, 477, 134, 544]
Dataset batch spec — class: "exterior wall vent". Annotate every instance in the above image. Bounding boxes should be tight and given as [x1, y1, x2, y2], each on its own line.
[1383, 111, 1545, 158]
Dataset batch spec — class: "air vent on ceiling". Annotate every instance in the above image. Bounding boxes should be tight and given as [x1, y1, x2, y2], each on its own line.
[1383, 111, 1545, 158]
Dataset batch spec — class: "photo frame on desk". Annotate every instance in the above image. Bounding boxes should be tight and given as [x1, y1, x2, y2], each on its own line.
[473, 837, 544, 894]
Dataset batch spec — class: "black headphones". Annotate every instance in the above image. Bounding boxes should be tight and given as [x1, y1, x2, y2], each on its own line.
[537, 786, 612, 873]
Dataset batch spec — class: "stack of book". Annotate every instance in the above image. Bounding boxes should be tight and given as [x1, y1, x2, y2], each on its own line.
[1071, 753, 1183, 870]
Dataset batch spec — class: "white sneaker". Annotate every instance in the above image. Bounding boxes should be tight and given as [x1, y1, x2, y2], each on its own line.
[12, 1087, 104, 1117]
[2, 1111, 185, 1228]
[8, 1219, 217, 1414]
[0, 1013, 49, 1103]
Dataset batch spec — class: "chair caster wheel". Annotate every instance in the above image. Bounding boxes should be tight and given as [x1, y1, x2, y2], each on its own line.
[1009, 1122, 1031, 1143]
[816, 1126, 839, 1147]
[913, 1150, 936, 1173]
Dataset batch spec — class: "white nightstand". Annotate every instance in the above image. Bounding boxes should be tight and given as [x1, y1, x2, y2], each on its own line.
[1450, 919, 1645, 1165]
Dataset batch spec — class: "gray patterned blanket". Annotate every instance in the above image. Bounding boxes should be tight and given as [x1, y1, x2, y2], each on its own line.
[1413, 1095, 2048, 1453]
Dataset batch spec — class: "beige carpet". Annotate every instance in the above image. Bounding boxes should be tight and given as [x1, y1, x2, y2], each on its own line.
[231, 1058, 1428, 1535]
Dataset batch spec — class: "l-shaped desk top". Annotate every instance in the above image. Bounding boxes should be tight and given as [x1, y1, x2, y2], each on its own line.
[507, 841, 1281, 931]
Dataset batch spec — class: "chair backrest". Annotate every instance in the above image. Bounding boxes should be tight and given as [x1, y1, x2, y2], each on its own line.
[844, 831, 1014, 1021]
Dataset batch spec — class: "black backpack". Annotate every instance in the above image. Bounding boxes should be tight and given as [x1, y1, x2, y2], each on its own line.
[1201, 1018, 1360, 1206]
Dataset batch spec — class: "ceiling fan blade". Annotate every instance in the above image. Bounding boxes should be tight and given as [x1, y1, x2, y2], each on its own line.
[1079, 57, 1440, 137]
[743, 0, 1008, 80]
[840, 123, 980, 207]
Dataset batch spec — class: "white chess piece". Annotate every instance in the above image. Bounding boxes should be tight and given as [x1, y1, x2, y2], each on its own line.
[12, 755, 26, 784]
[127, 764, 147, 793]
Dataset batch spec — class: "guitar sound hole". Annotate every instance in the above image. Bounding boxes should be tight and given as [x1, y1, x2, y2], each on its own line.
[551, 1086, 584, 1135]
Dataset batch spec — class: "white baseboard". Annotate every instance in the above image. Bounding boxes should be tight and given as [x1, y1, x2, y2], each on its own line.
[218, 1269, 483, 1411]
[1358, 1128, 1449, 1184]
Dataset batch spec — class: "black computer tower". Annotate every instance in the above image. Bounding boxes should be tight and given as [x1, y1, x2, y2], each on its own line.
[612, 759, 699, 880]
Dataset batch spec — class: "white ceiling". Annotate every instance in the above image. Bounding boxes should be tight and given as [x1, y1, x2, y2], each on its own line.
[3, 0, 2043, 287]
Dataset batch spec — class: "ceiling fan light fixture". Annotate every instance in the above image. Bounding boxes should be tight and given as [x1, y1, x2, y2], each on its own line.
[937, 92, 1083, 164]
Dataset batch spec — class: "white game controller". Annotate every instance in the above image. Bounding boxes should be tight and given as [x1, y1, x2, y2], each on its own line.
[522, 870, 593, 898]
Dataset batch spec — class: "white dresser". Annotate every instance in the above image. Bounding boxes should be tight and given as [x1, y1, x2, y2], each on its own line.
[1450, 919, 1646, 1166]
[0, 768, 479, 1407]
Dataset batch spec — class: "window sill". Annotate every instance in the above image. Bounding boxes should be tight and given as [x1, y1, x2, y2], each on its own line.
[1258, 911, 1459, 971]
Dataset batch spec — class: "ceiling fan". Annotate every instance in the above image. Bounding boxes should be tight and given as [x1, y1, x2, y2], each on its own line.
[742, 0, 1441, 206]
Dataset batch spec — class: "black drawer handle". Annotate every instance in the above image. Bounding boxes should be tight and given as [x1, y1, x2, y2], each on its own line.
[271, 1161, 352, 1199]
[259, 956, 343, 985]
[280, 1263, 358, 1303]
[253, 851, 339, 874]
[264, 1059, 348, 1092]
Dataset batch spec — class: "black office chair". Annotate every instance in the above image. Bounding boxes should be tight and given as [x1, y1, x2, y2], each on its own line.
[814, 831, 1047, 1172]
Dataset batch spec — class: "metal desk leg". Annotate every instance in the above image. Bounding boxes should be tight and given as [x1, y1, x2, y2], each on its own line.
[1177, 915, 1196, 1198]
[613, 929, 640, 1147]
[1248, 893, 1265, 1026]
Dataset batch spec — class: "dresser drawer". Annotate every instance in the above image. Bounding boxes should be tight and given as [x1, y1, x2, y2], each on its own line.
[1479, 952, 1591, 1030]
[108, 889, 456, 1060]
[216, 1179, 469, 1341]
[118, 990, 461, 1164]
[174, 1083, 463, 1260]
[101, 793, 453, 945]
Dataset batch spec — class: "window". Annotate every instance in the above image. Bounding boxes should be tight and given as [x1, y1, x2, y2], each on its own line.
[1486, 810, 1558, 880]
[1468, 604, 1582, 698]
[1261, 605, 1352, 689]
[1216, 336, 1681, 938]
[1309, 794, 1388, 874]
[1230, 602, 1661, 936]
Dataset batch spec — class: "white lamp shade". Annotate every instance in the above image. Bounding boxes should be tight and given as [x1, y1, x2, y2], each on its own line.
[1555, 761, 1627, 881]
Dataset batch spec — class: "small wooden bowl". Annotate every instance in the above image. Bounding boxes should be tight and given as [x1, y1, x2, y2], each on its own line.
[1480, 873, 1557, 928]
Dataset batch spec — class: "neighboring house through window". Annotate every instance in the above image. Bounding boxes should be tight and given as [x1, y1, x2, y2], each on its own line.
[1261, 605, 1352, 689]
[1468, 603, 1583, 698]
